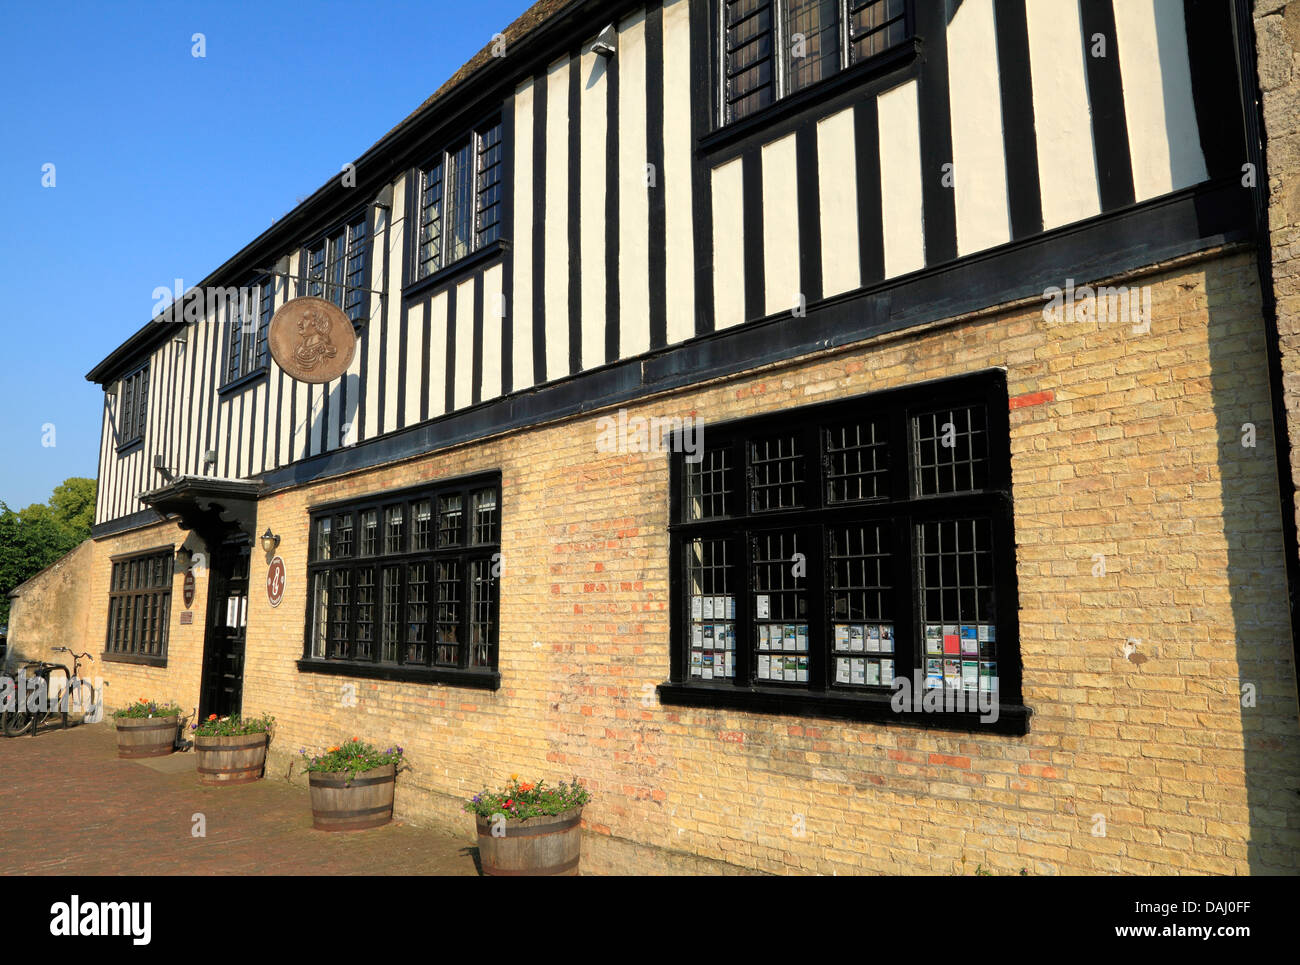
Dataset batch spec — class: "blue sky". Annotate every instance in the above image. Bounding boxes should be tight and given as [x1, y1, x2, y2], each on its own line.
[0, 0, 528, 512]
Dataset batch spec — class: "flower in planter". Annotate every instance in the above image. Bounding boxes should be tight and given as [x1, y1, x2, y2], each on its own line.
[113, 698, 182, 720]
[192, 713, 275, 738]
[303, 739, 405, 784]
[463, 776, 591, 821]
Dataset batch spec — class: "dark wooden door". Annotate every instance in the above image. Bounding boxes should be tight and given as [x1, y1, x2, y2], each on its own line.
[200, 538, 250, 719]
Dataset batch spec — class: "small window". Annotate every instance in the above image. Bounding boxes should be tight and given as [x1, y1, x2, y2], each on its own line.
[304, 215, 369, 326]
[117, 364, 149, 447]
[414, 116, 505, 282]
[912, 404, 989, 496]
[720, 0, 912, 125]
[303, 474, 502, 684]
[225, 277, 274, 385]
[686, 447, 737, 520]
[825, 419, 888, 503]
[105, 548, 173, 663]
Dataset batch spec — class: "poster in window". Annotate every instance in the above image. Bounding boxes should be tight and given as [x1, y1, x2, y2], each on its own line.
[880, 624, 893, 652]
[881, 659, 894, 686]
[980, 661, 998, 692]
[691, 596, 703, 620]
[925, 624, 943, 655]
[755, 595, 770, 619]
[836, 658, 850, 683]
[944, 658, 962, 688]
[850, 625, 864, 652]
[834, 625, 850, 651]
[865, 625, 880, 652]
[702, 596, 714, 620]
[866, 661, 881, 686]
[226, 596, 239, 627]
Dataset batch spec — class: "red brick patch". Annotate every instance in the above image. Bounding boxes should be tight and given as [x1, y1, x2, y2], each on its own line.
[1009, 389, 1054, 410]
[929, 753, 972, 770]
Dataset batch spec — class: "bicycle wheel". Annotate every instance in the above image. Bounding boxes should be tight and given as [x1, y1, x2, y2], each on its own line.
[66, 678, 99, 725]
[2, 706, 32, 737]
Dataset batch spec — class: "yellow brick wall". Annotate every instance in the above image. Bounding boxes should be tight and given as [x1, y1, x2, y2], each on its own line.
[23, 525, 212, 721]
[74, 250, 1300, 874]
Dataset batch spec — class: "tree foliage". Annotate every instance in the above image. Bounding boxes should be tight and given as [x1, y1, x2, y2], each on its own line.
[0, 477, 97, 627]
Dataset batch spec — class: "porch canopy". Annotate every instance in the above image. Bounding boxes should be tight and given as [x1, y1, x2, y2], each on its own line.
[139, 476, 262, 545]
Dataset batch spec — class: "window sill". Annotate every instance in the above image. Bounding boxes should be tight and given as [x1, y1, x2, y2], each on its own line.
[296, 658, 501, 691]
[656, 681, 1030, 735]
[115, 437, 144, 456]
[698, 37, 922, 156]
[218, 368, 269, 397]
[102, 652, 168, 668]
[403, 239, 507, 301]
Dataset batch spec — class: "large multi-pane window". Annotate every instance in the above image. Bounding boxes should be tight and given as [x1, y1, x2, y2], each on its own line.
[667, 370, 1022, 729]
[303, 473, 502, 685]
[224, 277, 275, 385]
[414, 116, 504, 281]
[105, 548, 173, 663]
[720, 0, 911, 123]
[303, 214, 369, 325]
[117, 364, 149, 447]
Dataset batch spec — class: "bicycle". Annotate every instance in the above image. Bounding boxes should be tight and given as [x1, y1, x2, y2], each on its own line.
[0, 648, 98, 737]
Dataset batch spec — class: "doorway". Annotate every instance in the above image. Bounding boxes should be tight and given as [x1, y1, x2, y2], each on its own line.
[199, 536, 250, 719]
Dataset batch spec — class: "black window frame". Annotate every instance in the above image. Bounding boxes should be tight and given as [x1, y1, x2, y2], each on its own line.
[411, 113, 504, 284]
[660, 369, 1029, 734]
[222, 275, 275, 389]
[717, 0, 914, 127]
[300, 211, 371, 328]
[116, 363, 149, 450]
[298, 471, 503, 689]
[104, 546, 174, 667]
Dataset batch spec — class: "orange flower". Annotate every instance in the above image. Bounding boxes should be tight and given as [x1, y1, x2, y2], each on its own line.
[208, 714, 218, 721]
[351, 737, 358, 742]
[518, 782, 535, 793]
[510, 773, 518, 782]
[327, 745, 340, 753]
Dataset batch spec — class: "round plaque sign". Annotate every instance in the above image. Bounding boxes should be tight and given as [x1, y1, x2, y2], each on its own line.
[268, 296, 357, 384]
[266, 556, 286, 609]
[183, 570, 196, 609]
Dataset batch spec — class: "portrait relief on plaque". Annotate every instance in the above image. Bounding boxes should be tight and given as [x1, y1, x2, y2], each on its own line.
[268, 296, 357, 384]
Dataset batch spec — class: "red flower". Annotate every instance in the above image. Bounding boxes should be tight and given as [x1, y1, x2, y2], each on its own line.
[207, 714, 218, 721]
[505, 799, 514, 808]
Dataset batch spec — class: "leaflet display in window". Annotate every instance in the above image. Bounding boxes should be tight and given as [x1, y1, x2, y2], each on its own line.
[755, 622, 809, 682]
[923, 622, 996, 692]
[689, 594, 736, 680]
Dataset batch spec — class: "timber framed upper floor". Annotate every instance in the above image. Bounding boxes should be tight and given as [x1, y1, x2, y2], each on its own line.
[87, 0, 1258, 532]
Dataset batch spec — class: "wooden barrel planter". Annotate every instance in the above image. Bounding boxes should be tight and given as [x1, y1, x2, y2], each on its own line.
[195, 732, 269, 786]
[115, 715, 179, 759]
[308, 764, 396, 831]
[476, 807, 584, 876]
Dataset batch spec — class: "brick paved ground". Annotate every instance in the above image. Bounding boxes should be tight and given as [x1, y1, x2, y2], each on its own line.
[0, 722, 479, 875]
